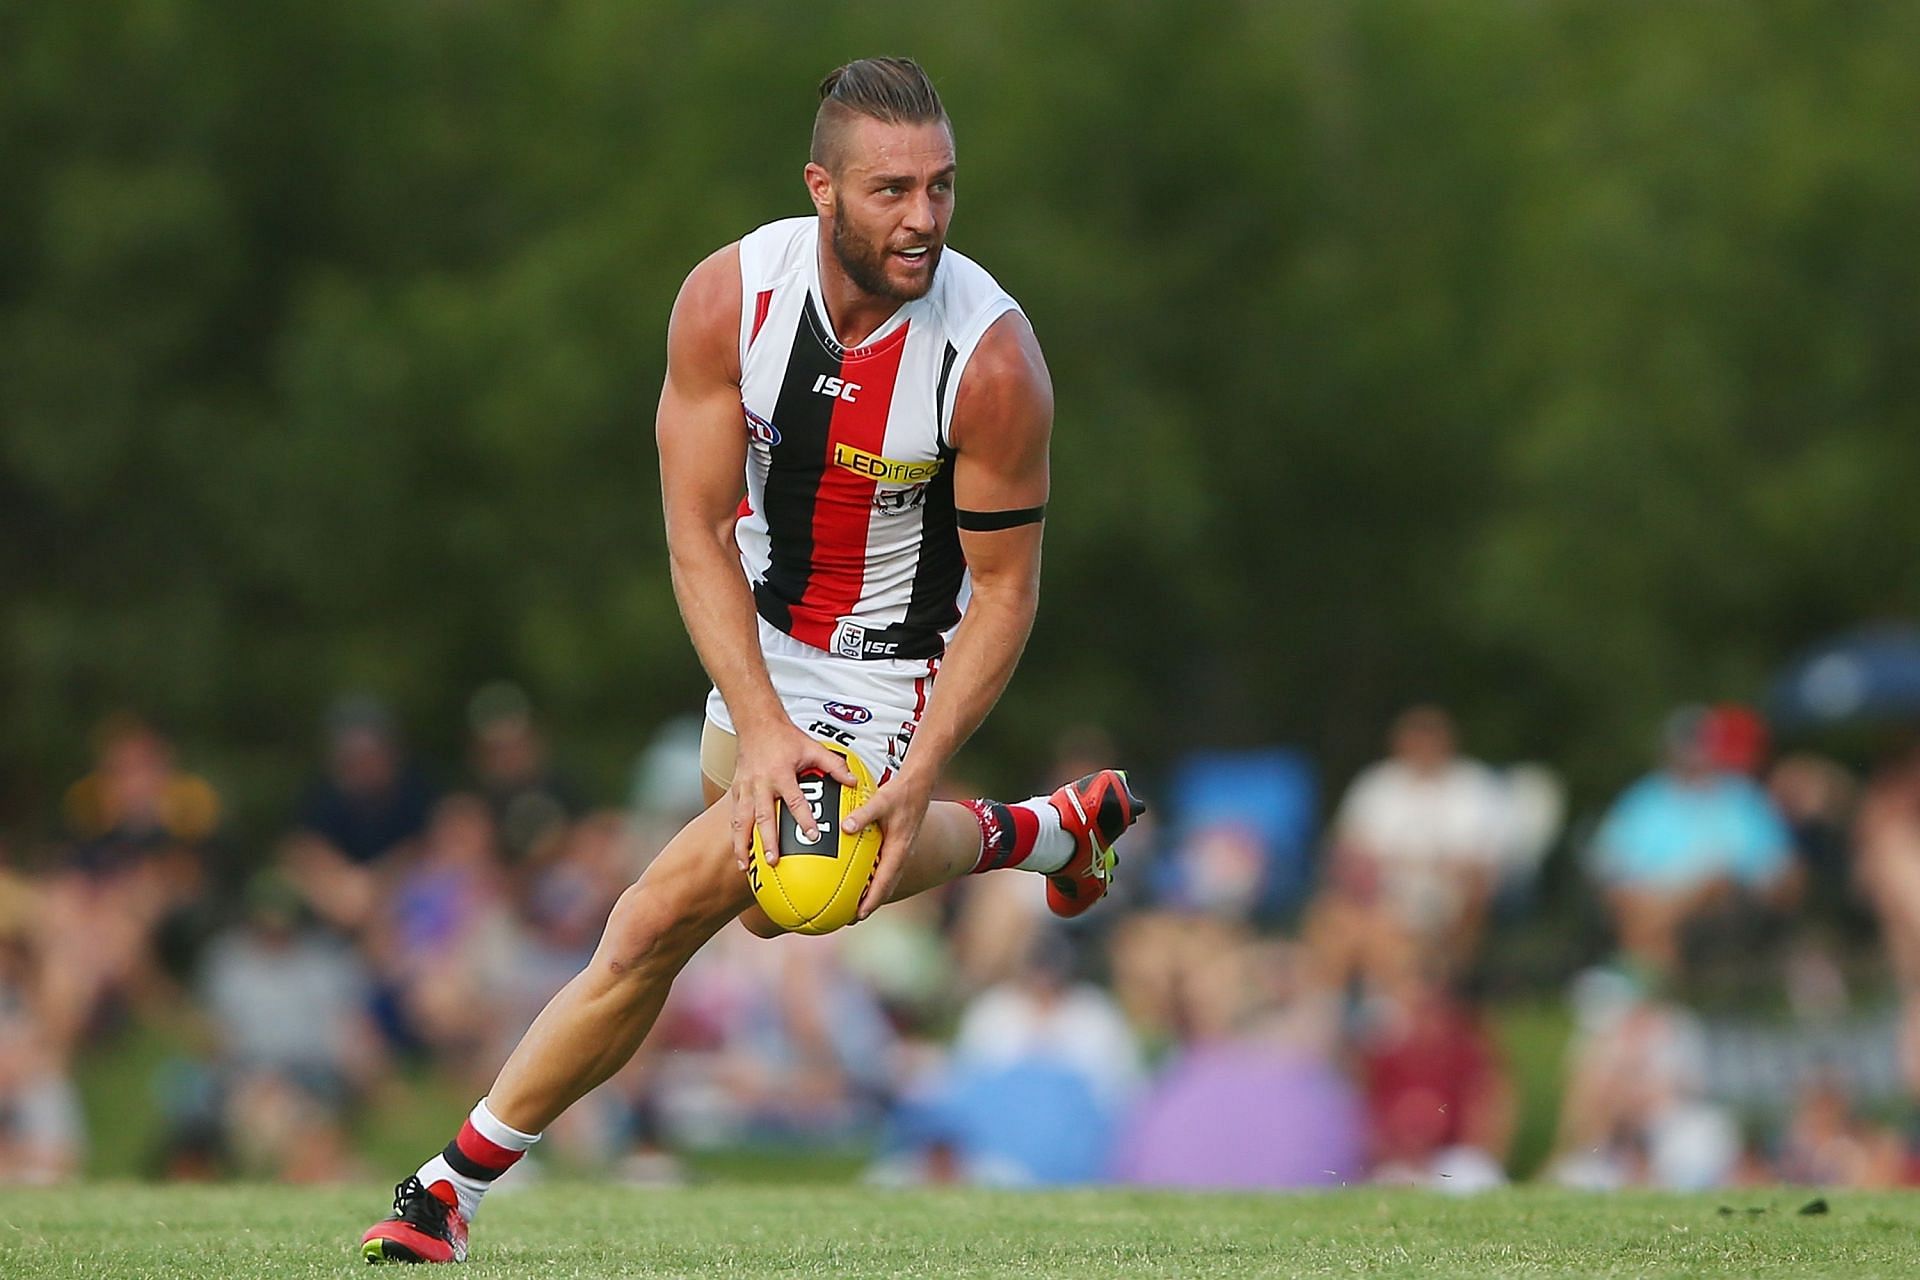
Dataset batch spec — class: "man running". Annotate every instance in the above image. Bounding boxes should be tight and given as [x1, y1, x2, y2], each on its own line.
[361, 56, 1145, 1263]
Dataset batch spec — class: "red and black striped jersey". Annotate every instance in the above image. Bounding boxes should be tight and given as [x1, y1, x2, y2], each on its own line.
[734, 217, 1021, 661]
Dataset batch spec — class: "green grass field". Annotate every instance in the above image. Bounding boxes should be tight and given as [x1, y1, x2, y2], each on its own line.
[0, 1185, 1912, 1279]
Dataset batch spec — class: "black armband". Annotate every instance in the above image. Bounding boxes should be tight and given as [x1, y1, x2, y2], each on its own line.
[955, 504, 1047, 531]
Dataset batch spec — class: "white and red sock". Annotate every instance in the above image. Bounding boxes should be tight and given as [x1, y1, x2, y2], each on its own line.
[413, 1099, 540, 1222]
[965, 795, 1076, 875]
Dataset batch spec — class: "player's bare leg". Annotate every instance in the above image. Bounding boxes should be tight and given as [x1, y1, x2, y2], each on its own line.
[362, 762, 1143, 1262]
[442, 793, 1022, 1135]
[360, 802, 748, 1263]
[487, 801, 748, 1131]
[488, 796, 979, 1122]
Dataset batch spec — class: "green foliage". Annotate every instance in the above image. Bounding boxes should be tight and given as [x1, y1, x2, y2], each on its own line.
[3, 1, 1917, 836]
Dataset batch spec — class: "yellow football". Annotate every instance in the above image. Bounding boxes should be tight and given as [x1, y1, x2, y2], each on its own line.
[746, 742, 882, 935]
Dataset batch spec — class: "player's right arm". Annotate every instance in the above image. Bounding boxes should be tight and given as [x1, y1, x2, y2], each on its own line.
[656, 245, 852, 867]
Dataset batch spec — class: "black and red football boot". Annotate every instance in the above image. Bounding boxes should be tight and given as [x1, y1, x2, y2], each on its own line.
[1044, 769, 1147, 918]
[361, 1176, 468, 1264]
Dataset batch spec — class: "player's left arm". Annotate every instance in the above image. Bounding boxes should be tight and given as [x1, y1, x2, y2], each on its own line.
[846, 310, 1052, 917]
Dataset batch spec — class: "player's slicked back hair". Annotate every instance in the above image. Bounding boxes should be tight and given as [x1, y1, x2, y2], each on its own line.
[810, 57, 949, 171]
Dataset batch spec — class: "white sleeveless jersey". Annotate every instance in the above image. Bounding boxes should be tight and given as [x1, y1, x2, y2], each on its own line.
[733, 216, 1021, 662]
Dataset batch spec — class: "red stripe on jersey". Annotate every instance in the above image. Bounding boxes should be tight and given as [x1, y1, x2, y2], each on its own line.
[737, 495, 753, 519]
[749, 289, 774, 348]
[788, 326, 910, 649]
[454, 1120, 523, 1173]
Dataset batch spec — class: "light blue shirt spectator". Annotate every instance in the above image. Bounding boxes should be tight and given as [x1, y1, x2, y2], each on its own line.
[1592, 773, 1793, 891]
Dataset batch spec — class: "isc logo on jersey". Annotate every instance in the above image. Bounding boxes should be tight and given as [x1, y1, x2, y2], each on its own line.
[745, 740, 881, 935]
[829, 621, 901, 660]
[812, 374, 861, 402]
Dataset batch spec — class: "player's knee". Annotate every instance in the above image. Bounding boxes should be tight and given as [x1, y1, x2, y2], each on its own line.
[597, 882, 724, 979]
[738, 905, 786, 940]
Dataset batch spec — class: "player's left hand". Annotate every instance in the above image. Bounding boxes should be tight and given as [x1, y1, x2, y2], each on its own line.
[845, 770, 934, 921]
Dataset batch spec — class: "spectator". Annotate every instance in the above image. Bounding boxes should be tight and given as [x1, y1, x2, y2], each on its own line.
[39, 716, 214, 1051]
[467, 682, 581, 871]
[655, 927, 896, 1148]
[1547, 969, 1741, 1191]
[1306, 706, 1504, 994]
[1774, 1076, 1905, 1187]
[492, 812, 653, 1174]
[0, 852, 33, 950]
[0, 927, 84, 1184]
[1590, 708, 1799, 979]
[1108, 913, 1245, 1047]
[282, 696, 435, 932]
[876, 930, 1143, 1186]
[197, 873, 381, 1181]
[838, 890, 954, 1033]
[1855, 743, 1920, 998]
[1768, 752, 1859, 924]
[61, 713, 219, 872]
[950, 930, 1144, 1112]
[718, 934, 896, 1141]
[0, 1012, 84, 1184]
[362, 794, 515, 1066]
[511, 811, 637, 993]
[1359, 975, 1513, 1189]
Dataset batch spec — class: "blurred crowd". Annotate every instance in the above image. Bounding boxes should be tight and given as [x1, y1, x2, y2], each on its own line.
[4, 689, 1920, 1193]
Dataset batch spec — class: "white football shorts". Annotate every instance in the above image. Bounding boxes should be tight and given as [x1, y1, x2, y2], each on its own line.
[703, 614, 939, 783]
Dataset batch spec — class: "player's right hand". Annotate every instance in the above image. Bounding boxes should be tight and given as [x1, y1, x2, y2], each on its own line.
[730, 720, 857, 871]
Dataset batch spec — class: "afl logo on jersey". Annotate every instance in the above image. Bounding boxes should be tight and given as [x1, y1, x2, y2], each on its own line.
[744, 408, 780, 447]
[822, 701, 872, 725]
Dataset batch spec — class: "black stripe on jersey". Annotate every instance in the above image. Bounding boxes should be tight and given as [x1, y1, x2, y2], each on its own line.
[934, 341, 960, 448]
[855, 442, 963, 660]
[754, 296, 845, 630]
[847, 340, 965, 659]
[862, 342, 966, 658]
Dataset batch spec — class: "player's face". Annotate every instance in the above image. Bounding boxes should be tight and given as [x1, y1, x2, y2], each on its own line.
[816, 118, 956, 303]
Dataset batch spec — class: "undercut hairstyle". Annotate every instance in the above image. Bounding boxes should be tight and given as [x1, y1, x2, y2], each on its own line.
[810, 57, 949, 173]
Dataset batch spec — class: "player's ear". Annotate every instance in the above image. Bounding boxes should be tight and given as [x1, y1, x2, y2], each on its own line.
[803, 161, 834, 216]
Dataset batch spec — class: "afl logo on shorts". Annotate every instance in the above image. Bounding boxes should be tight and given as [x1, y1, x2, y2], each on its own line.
[823, 701, 872, 725]
[744, 409, 780, 447]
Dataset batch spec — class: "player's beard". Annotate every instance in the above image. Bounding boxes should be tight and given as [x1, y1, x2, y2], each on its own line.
[831, 200, 940, 302]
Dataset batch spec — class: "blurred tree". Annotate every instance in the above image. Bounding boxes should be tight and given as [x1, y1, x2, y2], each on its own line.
[1, 0, 1916, 841]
